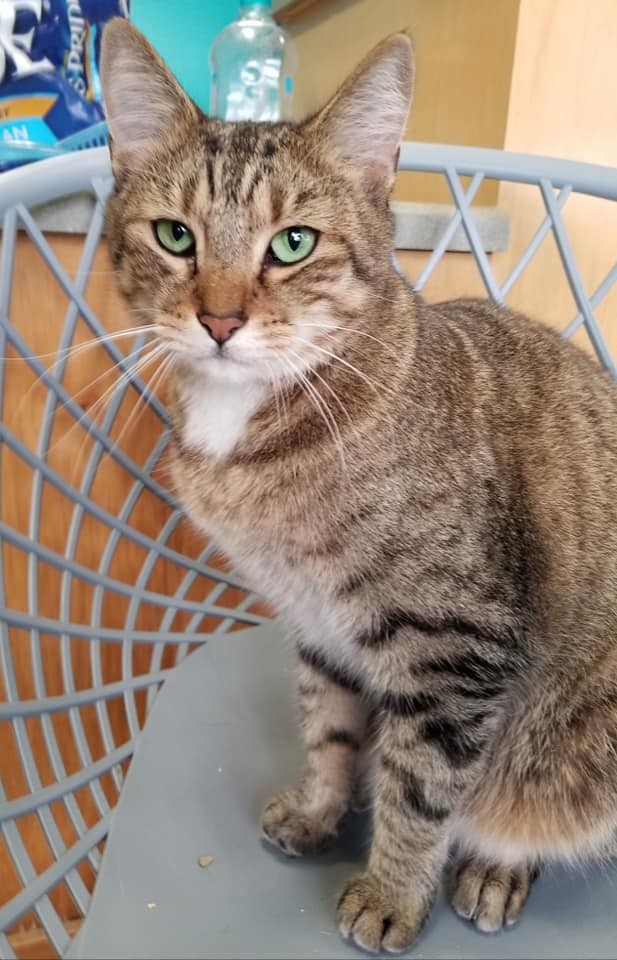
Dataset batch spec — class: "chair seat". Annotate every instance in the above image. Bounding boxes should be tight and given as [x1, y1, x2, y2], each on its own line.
[70, 625, 617, 959]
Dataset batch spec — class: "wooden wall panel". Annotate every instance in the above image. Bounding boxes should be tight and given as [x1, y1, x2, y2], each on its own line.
[493, 0, 617, 355]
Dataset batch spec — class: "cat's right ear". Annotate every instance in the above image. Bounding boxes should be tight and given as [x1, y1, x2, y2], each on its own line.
[307, 34, 414, 197]
[100, 18, 198, 169]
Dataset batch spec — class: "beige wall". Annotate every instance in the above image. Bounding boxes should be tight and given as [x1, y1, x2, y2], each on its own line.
[289, 0, 520, 204]
[493, 0, 617, 357]
[500, 0, 617, 166]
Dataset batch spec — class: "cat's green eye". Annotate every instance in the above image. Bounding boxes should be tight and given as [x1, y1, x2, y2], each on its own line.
[269, 226, 317, 265]
[154, 219, 195, 256]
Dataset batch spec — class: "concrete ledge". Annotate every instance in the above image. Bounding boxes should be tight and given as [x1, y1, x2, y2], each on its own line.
[392, 200, 509, 252]
[28, 193, 98, 233]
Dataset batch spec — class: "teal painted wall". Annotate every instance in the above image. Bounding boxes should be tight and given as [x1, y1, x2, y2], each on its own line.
[130, 0, 238, 111]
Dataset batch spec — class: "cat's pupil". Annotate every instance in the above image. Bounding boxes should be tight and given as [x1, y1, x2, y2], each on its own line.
[172, 222, 186, 242]
[288, 228, 303, 251]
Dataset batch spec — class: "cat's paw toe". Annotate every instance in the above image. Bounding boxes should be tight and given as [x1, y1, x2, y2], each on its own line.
[350, 778, 373, 813]
[450, 857, 536, 933]
[337, 873, 423, 954]
[261, 789, 336, 857]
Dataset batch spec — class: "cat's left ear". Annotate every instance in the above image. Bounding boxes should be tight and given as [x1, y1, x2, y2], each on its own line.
[100, 18, 198, 168]
[307, 34, 414, 196]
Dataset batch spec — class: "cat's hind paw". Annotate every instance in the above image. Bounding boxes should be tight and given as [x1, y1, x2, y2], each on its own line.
[450, 856, 537, 933]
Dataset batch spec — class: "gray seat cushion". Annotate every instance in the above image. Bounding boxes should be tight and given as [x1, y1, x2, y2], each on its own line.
[70, 625, 617, 959]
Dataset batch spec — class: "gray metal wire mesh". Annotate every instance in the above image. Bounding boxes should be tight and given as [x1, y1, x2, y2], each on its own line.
[0, 143, 615, 958]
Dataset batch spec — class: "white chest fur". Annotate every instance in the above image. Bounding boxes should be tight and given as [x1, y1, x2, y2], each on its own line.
[232, 544, 360, 666]
[180, 376, 266, 459]
[177, 372, 360, 670]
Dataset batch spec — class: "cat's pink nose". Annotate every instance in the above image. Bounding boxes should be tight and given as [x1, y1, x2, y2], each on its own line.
[198, 313, 246, 345]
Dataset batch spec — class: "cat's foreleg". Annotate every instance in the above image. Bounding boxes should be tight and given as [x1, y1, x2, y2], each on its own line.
[337, 656, 504, 953]
[261, 646, 369, 855]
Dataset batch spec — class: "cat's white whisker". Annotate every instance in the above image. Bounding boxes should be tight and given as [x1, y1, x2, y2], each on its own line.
[3, 324, 159, 365]
[299, 322, 398, 358]
[66, 343, 169, 483]
[305, 330, 400, 394]
[273, 360, 292, 436]
[286, 346, 355, 431]
[263, 358, 284, 436]
[293, 335, 397, 398]
[6, 330, 161, 429]
[52, 341, 167, 466]
[76, 340, 163, 419]
[281, 354, 348, 472]
[102, 350, 174, 470]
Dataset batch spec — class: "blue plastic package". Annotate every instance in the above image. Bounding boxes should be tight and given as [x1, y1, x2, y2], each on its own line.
[0, 0, 129, 170]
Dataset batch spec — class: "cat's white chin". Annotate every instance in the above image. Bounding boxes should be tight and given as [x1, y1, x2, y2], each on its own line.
[189, 350, 261, 386]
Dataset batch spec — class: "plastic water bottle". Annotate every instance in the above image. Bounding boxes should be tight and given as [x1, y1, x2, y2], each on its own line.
[209, 1, 295, 122]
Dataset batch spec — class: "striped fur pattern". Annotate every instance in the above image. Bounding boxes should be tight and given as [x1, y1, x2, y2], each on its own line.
[101, 20, 617, 954]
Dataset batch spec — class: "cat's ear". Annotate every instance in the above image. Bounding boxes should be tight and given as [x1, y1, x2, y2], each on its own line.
[100, 18, 198, 167]
[308, 34, 414, 196]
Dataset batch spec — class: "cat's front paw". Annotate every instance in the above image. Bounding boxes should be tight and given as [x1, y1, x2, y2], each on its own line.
[261, 788, 337, 857]
[337, 872, 428, 954]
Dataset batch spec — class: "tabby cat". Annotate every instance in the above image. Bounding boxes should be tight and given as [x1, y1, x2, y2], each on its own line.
[100, 19, 617, 954]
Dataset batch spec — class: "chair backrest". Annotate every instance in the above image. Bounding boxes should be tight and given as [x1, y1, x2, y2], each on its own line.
[0, 143, 616, 958]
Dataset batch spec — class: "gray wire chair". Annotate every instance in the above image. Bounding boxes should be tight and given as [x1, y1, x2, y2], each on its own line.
[0, 143, 616, 959]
